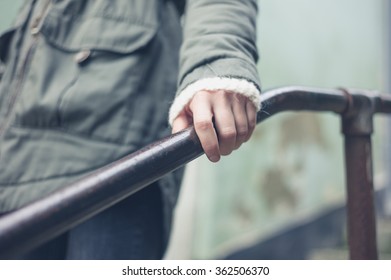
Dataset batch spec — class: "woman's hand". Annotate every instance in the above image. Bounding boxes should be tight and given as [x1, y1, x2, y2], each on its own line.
[172, 90, 257, 162]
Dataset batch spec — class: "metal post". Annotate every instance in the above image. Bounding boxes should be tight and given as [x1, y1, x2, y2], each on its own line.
[343, 135, 378, 259]
[341, 90, 378, 259]
[385, 0, 391, 217]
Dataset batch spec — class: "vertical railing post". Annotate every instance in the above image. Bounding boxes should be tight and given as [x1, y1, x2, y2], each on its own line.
[341, 90, 378, 259]
[385, 0, 391, 217]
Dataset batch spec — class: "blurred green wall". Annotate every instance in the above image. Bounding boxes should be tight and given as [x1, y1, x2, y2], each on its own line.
[0, 0, 23, 31]
[192, 0, 386, 258]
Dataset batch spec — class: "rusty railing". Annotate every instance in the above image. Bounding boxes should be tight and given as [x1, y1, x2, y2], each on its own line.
[0, 86, 391, 259]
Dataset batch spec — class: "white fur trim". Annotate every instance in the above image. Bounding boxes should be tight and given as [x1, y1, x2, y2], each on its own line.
[169, 77, 261, 125]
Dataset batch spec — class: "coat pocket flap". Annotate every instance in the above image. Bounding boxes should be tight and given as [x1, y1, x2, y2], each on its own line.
[40, 13, 157, 54]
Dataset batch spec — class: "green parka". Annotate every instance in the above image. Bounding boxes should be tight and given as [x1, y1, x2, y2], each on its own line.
[0, 0, 260, 242]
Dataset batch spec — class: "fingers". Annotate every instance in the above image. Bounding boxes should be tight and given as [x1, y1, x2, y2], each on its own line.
[232, 94, 250, 150]
[213, 96, 236, 156]
[190, 92, 221, 162]
[245, 100, 257, 142]
[171, 90, 258, 163]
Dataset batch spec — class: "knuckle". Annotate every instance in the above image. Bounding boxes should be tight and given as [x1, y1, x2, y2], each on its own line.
[237, 126, 248, 138]
[220, 128, 237, 140]
[216, 89, 228, 96]
[234, 93, 246, 103]
[195, 119, 213, 131]
[216, 90, 233, 100]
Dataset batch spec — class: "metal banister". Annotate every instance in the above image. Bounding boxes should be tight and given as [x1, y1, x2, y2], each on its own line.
[0, 86, 391, 259]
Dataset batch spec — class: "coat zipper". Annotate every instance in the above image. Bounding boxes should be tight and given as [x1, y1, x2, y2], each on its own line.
[0, 0, 51, 138]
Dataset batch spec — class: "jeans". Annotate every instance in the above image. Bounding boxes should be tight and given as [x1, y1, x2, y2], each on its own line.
[8, 184, 164, 260]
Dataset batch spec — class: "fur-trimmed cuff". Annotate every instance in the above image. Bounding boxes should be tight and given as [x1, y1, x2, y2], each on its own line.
[168, 77, 261, 125]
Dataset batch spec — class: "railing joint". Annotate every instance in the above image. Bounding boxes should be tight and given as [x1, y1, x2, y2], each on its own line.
[340, 88, 375, 136]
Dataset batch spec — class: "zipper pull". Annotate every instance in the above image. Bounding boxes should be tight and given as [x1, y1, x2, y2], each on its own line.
[30, 0, 52, 36]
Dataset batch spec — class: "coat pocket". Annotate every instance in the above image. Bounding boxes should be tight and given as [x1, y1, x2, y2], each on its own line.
[13, 11, 159, 145]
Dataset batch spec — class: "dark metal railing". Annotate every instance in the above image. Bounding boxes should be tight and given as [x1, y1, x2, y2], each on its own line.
[1, 86, 391, 259]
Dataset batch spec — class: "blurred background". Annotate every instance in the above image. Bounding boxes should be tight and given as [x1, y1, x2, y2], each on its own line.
[165, 0, 391, 260]
[1, 0, 390, 259]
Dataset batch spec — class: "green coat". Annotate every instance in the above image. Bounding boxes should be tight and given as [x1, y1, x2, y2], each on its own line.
[0, 0, 260, 240]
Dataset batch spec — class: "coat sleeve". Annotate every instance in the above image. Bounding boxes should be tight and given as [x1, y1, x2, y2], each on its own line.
[168, 0, 261, 125]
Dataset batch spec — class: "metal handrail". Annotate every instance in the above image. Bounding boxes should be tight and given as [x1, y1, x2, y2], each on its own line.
[0, 86, 391, 259]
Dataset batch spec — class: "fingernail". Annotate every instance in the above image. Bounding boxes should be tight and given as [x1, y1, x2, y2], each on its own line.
[210, 156, 220, 162]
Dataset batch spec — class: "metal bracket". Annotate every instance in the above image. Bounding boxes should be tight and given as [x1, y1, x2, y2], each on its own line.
[340, 88, 376, 136]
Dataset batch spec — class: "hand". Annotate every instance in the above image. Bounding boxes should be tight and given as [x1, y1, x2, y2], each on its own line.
[172, 90, 257, 162]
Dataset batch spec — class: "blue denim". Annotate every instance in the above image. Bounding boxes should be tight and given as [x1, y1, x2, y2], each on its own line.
[17, 184, 164, 260]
